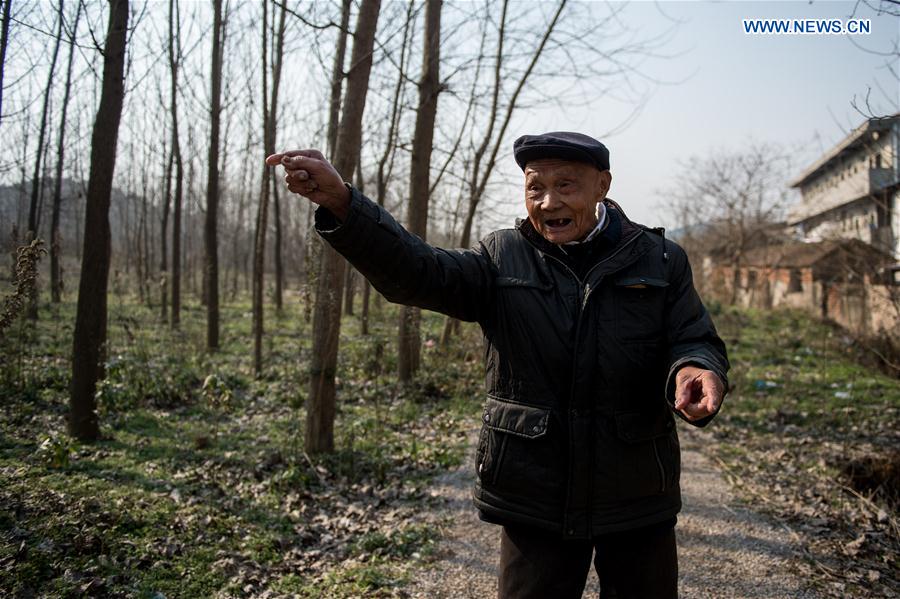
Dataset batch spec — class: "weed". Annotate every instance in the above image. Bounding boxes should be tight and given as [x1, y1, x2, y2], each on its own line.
[201, 373, 234, 442]
[0, 238, 45, 336]
[34, 434, 71, 469]
[354, 523, 438, 559]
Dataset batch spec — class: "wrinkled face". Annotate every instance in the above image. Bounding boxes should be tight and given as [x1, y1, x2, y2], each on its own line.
[524, 159, 612, 244]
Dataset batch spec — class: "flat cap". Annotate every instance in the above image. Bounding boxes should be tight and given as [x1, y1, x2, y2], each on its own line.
[513, 131, 610, 172]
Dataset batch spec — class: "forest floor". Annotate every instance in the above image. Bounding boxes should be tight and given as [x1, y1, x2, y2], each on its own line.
[0, 298, 898, 597]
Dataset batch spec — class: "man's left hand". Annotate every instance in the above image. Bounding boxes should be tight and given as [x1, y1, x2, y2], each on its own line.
[673, 366, 724, 422]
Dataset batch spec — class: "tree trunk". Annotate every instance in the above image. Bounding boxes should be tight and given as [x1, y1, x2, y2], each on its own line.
[326, 0, 352, 156]
[206, 0, 224, 350]
[232, 146, 249, 302]
[398, 0, 441, 381]
[25, 0, 63, 242]
[364, 0, 414, 337]
[307, 0, 381, 454]
[273, 180, 284, 313]
[0, 0, 12, 124]
[160, 141, 172, 320]
[302, 0, 352, 321]
[252, 0, 270, 375]
[69, 0, 129, 442]
[185, 140, 196, 299]
[168, 0, 183, 328]
[270, 1, 287, 314]
[303, 201, 315, 323]
[361, 278, 370, 335]
[170, 136, 182, 327]
[25, 0, 64, 318]
[51, 0, 81, 303]
[343, 267, 354, 316]
[137, 175, 148, 304]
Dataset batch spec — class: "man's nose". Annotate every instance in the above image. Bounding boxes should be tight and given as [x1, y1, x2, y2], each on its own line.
[539, 190, 562, 210]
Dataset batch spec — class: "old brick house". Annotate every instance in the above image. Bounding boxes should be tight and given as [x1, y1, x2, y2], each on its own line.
[707, 239, 898, 336]
[788, 114, 900, 264]
[700, 115, 900, 339]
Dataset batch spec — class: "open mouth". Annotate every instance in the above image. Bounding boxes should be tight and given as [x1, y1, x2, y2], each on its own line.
[545, 218, 572, 229]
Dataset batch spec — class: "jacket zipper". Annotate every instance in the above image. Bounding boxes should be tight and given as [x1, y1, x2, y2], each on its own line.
[519, 228, 646, 536]
[521, 228, 645, 402]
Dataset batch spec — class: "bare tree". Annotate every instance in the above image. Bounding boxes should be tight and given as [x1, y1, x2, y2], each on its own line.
[438, 0, 565, 343]
[251, 0, 288, 372]
[397, 0, 441, 381]
[270, 0, 287, 314]
[459, 0, 565, 250]
[326, 0, 352, 156]
[159, 128, 172, 320]
[168, 0, 184, 328]
[298, 0, 352, 326]
[23, 0, 65, 319]
[662, 144, 795, 302]
[135, 128, 152, 304]
[50, 0, 82, 303]
[307, 0, 382, 454]
[253, 0, 272, 374]
[205, 0, 225, 350]
[69, 0, 130, 442]
[0, 0, 12, 124]
[358, 0, 415, 337]
[847, 1, 900, 118]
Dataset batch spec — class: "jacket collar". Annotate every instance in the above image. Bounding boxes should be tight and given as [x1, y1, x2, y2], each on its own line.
[515, 199, 656, 284]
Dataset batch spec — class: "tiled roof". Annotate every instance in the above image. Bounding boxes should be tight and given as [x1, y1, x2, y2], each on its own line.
[789, 114, 899, 188]
[738, 239, 892, 268]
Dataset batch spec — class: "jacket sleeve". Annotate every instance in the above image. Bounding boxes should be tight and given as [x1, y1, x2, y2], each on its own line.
[314, 186, 496, 323]
[662, 240, 730, 428]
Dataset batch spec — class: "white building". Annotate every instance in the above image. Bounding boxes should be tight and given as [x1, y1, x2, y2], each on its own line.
[788, 114, 900, 261]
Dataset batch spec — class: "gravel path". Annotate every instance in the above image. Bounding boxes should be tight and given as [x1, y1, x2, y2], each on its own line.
[409, 426, 818, 598]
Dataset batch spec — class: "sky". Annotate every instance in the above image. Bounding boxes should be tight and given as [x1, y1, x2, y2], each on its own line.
[498, 0, 899, 229]
[2, 0, 896, 238]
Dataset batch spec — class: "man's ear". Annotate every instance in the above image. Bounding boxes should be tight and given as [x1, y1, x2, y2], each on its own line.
[596, 170, 612, 198]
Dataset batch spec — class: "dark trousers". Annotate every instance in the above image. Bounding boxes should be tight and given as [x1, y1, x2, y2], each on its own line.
[497, 519, 677, 599]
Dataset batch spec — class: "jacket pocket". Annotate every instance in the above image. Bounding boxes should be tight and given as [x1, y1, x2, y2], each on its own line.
[476, 396, 557, 498]
[613, 276, 668, 342]
[611, 410, 677, 497]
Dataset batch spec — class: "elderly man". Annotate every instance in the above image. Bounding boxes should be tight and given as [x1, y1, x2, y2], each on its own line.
[267, 132, 728, 598]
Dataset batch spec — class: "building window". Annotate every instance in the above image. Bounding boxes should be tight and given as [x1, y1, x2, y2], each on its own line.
[747, 270, 758, 287]
[788, 269, 803, 293]
[875, 153, 882, 168]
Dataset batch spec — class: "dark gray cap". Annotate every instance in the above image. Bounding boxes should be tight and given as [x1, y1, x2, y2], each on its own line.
[513, 131, 610, 172]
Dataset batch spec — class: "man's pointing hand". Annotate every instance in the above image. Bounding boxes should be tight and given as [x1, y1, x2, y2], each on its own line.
[673, 366, 724, 422]
[266, 149, 350, 221]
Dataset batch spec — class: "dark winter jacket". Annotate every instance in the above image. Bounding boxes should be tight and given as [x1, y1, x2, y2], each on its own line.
[316, 187, 729, 539]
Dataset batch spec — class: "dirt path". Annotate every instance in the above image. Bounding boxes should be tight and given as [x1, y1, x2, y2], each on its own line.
[409, 426, 818, 598]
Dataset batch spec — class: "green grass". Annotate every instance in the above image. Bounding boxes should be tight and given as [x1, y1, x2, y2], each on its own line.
[0, 291, 481, 597]
[708, 306, 900, 597]
[714, 306, 899, 438]
[3, 292, 897, 596]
